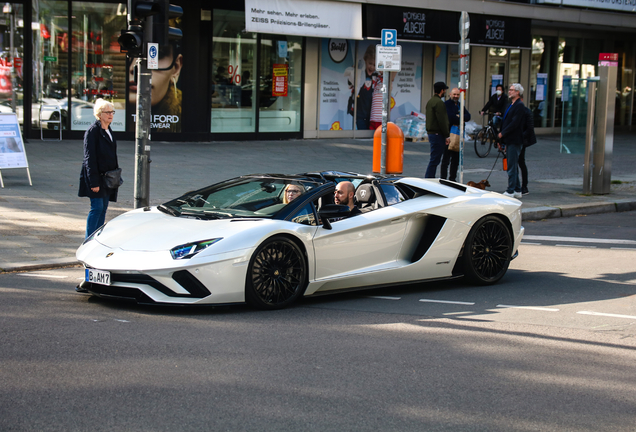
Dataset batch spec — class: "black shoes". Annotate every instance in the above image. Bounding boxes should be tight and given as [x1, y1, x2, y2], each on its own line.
[75, 284, 89, 293]
[522, 188, 529, 195]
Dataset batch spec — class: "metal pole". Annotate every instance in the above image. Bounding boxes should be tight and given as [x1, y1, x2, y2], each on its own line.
[592, 63, 617, 194]
[133, 21, 152, 208]
[381, 72, 389, 174]
[459, 90, 465, 184]
[583, 81, 596, 195]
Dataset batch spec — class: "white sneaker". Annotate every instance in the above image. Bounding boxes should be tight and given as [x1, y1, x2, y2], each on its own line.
[513, 191, 523, 198]
[502, 191, 515, 198]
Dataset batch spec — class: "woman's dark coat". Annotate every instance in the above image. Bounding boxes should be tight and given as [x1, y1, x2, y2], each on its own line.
[78, 119, 119, 202]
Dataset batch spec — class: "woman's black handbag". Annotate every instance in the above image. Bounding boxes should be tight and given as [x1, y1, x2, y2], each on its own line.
[103, 168, 123, 189]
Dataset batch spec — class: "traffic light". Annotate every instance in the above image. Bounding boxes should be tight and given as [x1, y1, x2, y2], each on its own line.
[118, 0, 161, 58]
[152, 1, 183, 48]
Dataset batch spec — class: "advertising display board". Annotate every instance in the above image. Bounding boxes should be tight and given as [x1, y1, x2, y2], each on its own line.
[319, 39, 355, 131]
[0, 113, 32, 187]
[245, 0, 362, 39]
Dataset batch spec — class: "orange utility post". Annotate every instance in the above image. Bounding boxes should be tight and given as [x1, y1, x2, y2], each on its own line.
[373, 122, 404, 174]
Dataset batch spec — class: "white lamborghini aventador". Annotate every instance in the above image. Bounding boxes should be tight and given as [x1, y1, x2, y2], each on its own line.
[76, 171, 524, 309]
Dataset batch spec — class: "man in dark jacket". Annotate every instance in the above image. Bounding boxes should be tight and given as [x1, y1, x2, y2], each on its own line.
[441, 87, 471, 182]
[497, 83, 526, 198]
[519, 99, 537, 195]
[424, 81, 450, 178]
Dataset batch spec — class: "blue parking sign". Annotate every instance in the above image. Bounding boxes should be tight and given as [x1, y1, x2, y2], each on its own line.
[381, 29, 397, 47]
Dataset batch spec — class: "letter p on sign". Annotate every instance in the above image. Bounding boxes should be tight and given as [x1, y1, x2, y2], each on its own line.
[382, 29, 397, 47]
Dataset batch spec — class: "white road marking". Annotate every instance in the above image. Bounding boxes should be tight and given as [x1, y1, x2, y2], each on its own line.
[577, 311, 636, 320]
[420, 299, 475, 305]
[496, 304, 560, 312]
[367, 296, 401, 300]
[524, 235, 636, 245]
[19, 274, 68, 279]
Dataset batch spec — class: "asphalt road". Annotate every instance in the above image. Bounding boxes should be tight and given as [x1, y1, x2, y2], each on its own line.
[1, 212, 635, 431]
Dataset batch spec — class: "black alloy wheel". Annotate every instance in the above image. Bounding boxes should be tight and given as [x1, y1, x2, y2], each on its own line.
[475, 128, 493, 158]
[245, 236, 307, 309]
[462, 215, 512, 284]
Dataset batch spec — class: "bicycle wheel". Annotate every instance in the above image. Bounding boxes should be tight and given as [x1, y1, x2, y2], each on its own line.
[475, 128, 493, 158]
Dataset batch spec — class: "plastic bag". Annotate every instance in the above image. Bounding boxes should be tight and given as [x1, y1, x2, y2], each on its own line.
[395, 115, 427, 140]
[464, 120, 480, 138]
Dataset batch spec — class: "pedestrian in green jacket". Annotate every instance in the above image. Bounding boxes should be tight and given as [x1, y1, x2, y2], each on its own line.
[425, 82, 450, 178]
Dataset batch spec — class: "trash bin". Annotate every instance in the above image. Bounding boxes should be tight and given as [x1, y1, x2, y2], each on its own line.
[373, 122, 404, 174]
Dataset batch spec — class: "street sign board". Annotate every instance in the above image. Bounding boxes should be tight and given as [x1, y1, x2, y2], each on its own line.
[381, 29, 397, 47]
[147, 43, 158, 70]
[375, 45, 402, 72]
[459, 12, 470, 39]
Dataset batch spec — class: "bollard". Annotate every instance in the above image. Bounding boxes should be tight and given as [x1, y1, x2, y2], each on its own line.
[373, 122, 404, 174]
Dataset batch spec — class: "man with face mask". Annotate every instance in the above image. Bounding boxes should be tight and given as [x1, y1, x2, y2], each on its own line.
[480, 84, 508, 129]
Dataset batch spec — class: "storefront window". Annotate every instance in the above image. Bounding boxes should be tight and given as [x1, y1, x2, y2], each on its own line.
[530, 36, 556, 128]
[555, 37, 581, 127]
[71, 2, 126, 131]
[509, 49, 520, 85]
[259, 35, 302, 133]
[0, 4, 24, 129]
[211, 9, 256, 133]
[32, 0, 68, 132]
[614, 40, 634, 127]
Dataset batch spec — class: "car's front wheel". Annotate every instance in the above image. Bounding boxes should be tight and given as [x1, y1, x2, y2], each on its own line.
[245, 236, 307, 309]
[462, 215, 512, 284]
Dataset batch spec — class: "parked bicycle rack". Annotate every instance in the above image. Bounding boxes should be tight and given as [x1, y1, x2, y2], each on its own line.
[39, 103, 63, 141]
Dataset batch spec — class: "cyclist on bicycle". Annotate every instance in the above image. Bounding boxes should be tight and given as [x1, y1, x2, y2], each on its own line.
[480, 84, 508, 132]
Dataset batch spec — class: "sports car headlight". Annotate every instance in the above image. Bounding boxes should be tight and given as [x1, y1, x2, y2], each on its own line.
[170, 238, 223, 260]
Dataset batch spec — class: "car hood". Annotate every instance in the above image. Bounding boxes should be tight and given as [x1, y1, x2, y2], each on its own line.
[95, 207, 268, 252]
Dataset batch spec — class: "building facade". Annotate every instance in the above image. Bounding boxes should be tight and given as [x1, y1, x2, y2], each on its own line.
[4, 0, 636, 141]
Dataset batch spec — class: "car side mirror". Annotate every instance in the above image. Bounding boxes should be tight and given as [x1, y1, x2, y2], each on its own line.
[318, 204, 351, 230]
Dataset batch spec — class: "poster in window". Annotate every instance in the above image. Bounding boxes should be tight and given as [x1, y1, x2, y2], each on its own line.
[126, 17, 183, 133]
[355, 40, 422, 130]
[319, 39, 354, 131]
[272, 64, 289, 97]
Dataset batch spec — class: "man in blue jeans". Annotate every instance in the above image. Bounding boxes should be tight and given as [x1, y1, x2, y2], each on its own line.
[424, 82, 450, 178]
[498, 83, 526, 198]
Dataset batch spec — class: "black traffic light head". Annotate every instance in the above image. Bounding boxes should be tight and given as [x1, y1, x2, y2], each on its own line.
[118, 25, 144, 58]
[128, 0, 160, 24]
[153, 1, 183, 48]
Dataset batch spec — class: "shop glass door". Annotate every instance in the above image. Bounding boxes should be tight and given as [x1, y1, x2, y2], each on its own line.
[32, 0, 68, 133]
[258, 35, 302, 133]
[211, 9, 257, 133]
[0, 3, 23, 128]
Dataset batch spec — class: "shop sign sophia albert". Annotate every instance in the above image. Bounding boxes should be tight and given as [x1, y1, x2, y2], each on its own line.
[245, 0, 362, 39]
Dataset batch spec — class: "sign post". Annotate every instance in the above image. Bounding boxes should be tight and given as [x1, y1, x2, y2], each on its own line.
[0, 113, 33, 188]
[458, 12, 470, 184]
[377, 29, 401, 174]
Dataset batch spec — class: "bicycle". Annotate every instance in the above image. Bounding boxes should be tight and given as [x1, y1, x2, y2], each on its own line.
[475, 114, 501, 158]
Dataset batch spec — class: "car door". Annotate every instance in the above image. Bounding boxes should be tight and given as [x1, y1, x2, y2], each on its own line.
[311, 196, 409, 281]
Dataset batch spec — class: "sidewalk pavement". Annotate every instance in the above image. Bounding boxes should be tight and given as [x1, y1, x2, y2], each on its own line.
[1, 133, 635, 272]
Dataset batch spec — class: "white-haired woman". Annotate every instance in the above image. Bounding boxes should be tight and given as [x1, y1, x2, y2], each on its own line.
[78, 99, 120, 239]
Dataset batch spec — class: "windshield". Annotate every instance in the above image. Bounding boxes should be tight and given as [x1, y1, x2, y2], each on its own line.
[159, 177, 319, 219]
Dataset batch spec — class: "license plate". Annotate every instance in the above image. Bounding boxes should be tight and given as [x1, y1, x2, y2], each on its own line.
[85, 268, 111, 286]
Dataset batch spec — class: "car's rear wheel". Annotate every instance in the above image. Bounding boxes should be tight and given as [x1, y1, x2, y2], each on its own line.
[245, 236, 307, 309]
[462, 215, 512, 284]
